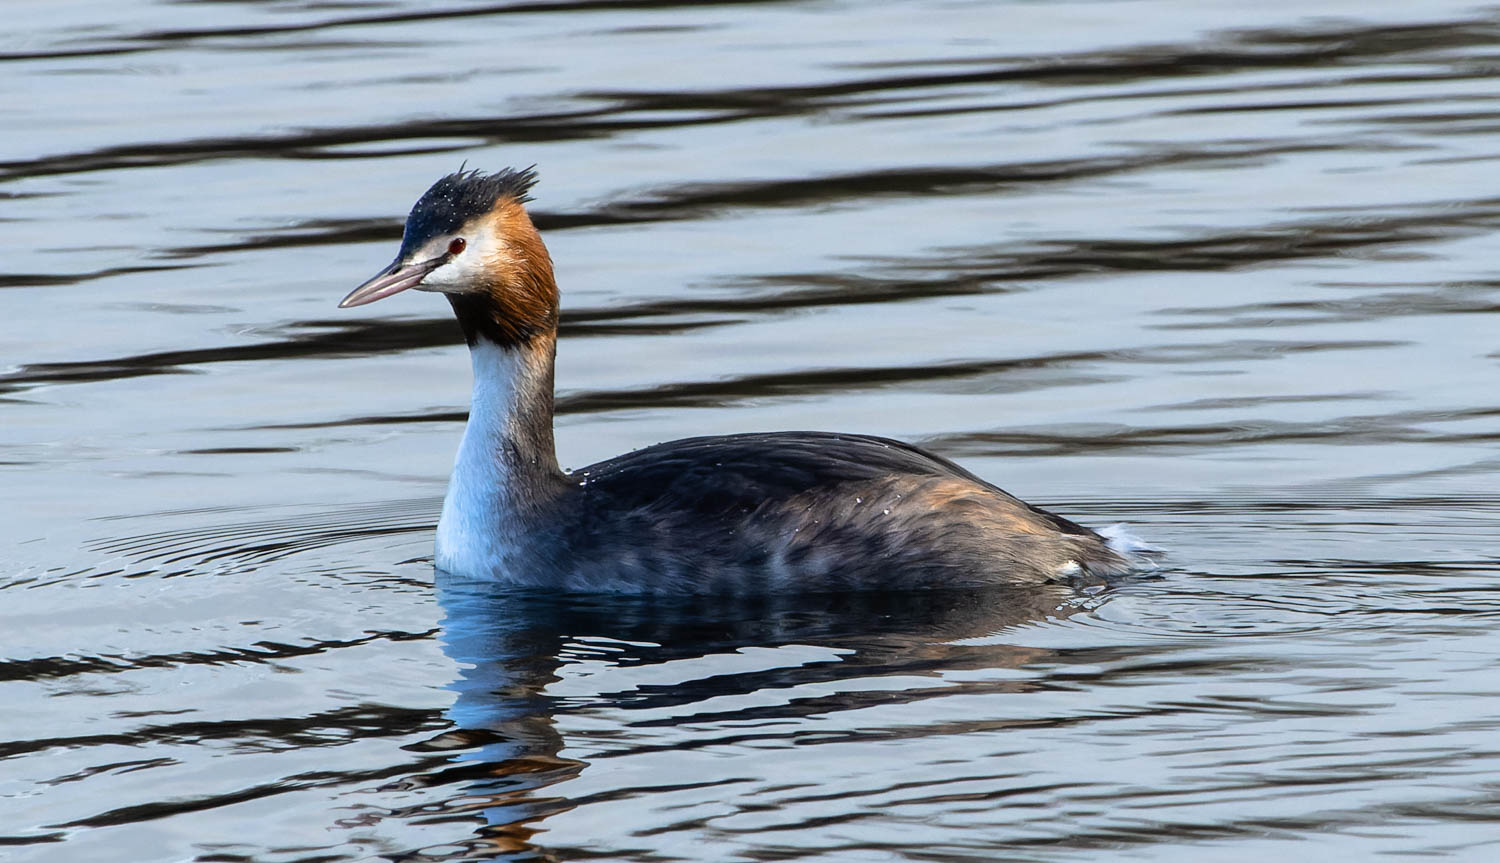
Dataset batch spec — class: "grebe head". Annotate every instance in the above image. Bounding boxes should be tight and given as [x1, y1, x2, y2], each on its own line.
[339, 166, 557, 347]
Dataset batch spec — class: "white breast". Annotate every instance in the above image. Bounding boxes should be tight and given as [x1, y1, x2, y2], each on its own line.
[434, 340, 540, 581]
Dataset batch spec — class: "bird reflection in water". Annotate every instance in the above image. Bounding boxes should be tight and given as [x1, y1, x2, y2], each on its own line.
[377, 576, 1100, 860]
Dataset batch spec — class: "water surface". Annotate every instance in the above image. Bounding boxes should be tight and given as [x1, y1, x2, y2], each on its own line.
[5, 1, 1500, 859]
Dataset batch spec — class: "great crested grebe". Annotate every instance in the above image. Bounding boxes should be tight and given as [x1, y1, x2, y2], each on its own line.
[340, 167, 1137, 592]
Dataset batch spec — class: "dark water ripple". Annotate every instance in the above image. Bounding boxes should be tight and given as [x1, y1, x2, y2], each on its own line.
[8, 195, 1497, 399]
[86, 497, 441, 568]
[9, 14, 1500, 179]
[6, 1, 1500, 860]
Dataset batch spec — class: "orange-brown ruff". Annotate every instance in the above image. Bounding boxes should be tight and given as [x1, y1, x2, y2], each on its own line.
[340, 167, 1135, 593]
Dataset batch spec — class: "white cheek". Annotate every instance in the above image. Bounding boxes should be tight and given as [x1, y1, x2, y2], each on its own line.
[419, 256, 484, 292]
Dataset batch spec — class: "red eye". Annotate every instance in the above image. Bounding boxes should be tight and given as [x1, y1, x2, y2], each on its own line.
[448, 237, 467, 255]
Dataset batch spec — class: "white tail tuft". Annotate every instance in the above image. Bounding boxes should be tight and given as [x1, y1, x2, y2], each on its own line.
[1099, 523, 1165, 568]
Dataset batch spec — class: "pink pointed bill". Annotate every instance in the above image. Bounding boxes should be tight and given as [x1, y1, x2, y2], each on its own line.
[338, 257, 444, 308]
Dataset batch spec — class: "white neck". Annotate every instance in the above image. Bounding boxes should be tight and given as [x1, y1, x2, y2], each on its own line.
[434, 337, 561, 578]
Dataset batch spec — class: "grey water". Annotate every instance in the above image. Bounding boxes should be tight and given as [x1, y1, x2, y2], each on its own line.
[5, 0, 1500, 859]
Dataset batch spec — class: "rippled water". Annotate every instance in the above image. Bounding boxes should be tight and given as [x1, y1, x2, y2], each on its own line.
[6, 1, 1500, 859]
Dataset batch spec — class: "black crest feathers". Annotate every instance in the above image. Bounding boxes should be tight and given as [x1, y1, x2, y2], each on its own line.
[400, 166, 539, 256]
